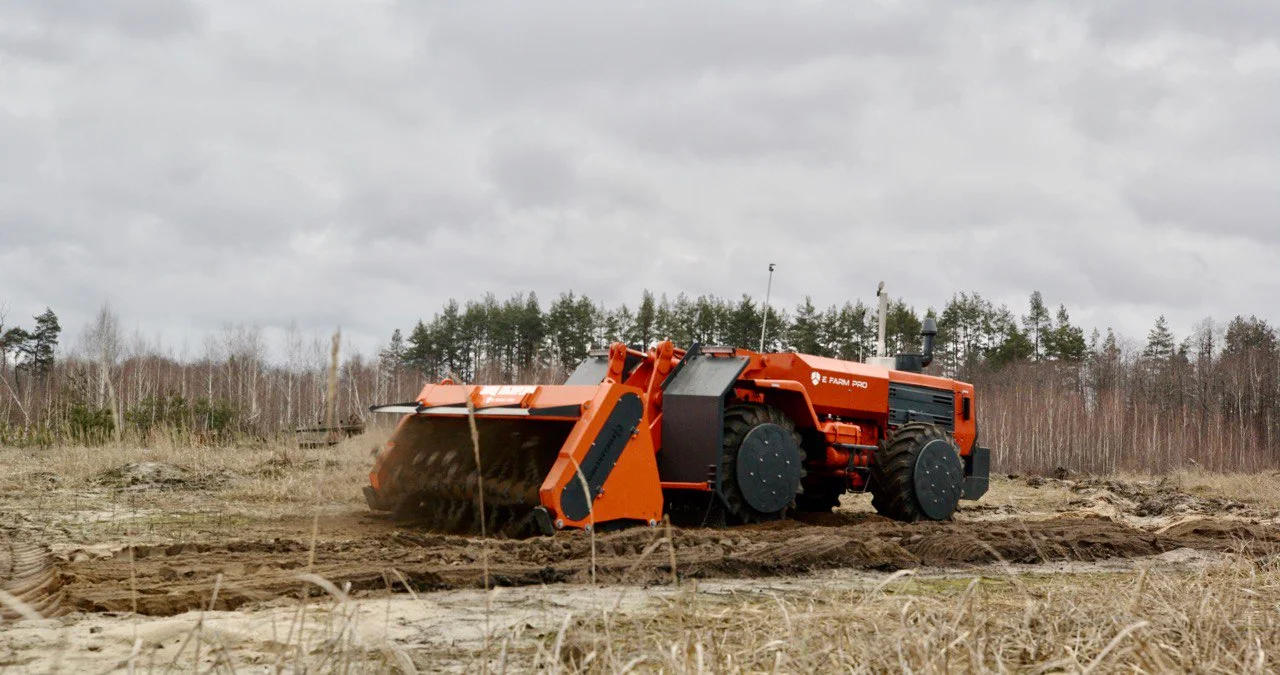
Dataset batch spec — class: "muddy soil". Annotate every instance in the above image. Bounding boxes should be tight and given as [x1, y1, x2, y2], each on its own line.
[49, 511, 1280, 617]
[4, 473, 1279, 620]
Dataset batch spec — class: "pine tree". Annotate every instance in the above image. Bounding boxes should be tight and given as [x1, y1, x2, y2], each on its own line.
[726, 294, 760, 350]
[667, 293, 697, 347]
[829, 300, 872, 362]
[987, 306, 1032, 368]
[516, 292, 545, 373]
[1, 327, 29, 378]
[1090, 327, 1123, 393]
[1048, 304, 1086, 361]
[761, 305, 787, 352]
[379, 328, 405, 374]
[435, 300, 466, 380]
[692, 295, 721, 345]
[885, 300, 921, 355]
[491, 294, 522, 378]
[21, 308, 60, 377]
[546, 292, 598, 373]
[1223, 315, 1277, 358]
[789, 297, 824, 355]
[1142, 315, 1176, 362]
[653, 294, 675, 344]
[608, 304, 634, 346]
[1022, 291, 1051, 360]
[940, 292, 993, 374]
[633, 291, 656, 348]
[402, 320, 435, 378]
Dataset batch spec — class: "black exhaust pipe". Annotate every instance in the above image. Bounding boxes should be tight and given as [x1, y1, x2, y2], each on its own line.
[920, 317, 937, 368]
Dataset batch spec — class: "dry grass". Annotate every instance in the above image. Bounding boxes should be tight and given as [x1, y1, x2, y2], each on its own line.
[537, 558, 1279, 674]
[0, 433, 383, 551]
[0, 432, 382, 507]
[1167, 469, 1280, 508]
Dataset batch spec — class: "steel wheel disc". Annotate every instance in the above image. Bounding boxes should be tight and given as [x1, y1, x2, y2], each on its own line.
[913, 438, 964, 520]
[734, 422, 803, 514]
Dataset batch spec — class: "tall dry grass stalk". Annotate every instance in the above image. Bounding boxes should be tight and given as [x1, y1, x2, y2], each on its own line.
[463, 389, 494, 672]
[283, 328, 342, 673]
[568, 457, 599, 587]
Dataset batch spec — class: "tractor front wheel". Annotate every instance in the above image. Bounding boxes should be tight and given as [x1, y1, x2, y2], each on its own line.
[719, 404, 806, 524]
[870, 422, 964, 522]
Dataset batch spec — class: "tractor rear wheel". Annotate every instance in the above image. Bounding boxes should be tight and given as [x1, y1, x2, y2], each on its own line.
[719, 404, 805, 524]
[870, 422, 964, 522]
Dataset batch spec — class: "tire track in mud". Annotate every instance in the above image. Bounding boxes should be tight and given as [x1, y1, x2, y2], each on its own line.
[1, 537, 65, 619]
[56, 514, 1280, 617]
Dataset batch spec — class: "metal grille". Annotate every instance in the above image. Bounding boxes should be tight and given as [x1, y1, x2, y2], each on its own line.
[887, 383, 955, 431]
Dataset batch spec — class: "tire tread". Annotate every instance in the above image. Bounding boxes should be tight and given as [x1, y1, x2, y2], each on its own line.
[870, 422, 955, 522]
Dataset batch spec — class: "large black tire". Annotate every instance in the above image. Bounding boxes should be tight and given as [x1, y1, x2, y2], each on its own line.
[870, 422, 963, 522]
[719, 404, 805, 524]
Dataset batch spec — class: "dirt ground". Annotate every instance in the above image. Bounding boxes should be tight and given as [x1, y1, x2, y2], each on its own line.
[1, 440, 1279, 672]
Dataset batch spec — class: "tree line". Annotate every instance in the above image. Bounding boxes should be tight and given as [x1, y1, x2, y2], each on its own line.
[391, 290, 932, 384]
[1, 292, 1277, 476]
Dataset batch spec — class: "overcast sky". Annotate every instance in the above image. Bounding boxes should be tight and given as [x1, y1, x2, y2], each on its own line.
[1, 0, 1277, 357]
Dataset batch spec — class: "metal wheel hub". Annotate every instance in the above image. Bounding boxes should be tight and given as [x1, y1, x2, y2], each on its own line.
[734, 423, 803, 514]
[913, 439, 963, 520]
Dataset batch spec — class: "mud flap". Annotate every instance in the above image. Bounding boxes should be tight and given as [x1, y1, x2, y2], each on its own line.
[962, 446, 990, 500]
[658, 349, 750, 498]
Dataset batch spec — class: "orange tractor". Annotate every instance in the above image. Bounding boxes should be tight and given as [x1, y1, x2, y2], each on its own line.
[365, 313, 989, 536]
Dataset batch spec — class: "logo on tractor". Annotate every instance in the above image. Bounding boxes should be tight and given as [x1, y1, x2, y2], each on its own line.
[810, 371, 870, 390]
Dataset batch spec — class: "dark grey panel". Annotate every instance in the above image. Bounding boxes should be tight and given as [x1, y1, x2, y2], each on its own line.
[565, 356, 610, 385]
[663, 354, 749, 398]
[961, 446, 990, 500]
[564, 352, 644, 386]
[560, 392, 644, 521]
[658, 354, 749, 484]
[888, 383, 955, 431]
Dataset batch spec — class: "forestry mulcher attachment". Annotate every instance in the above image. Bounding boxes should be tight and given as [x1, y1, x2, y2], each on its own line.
[366, 318, 990, 537]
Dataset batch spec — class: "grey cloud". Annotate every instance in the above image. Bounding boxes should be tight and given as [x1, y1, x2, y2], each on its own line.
[5, 0, 202, 39]
[0, 0, 201, 64]
[1085, 0, 1280, 43]
[0, 1, 1277, 356]
[485, 129, 580, 210]
[408, 2, 943, 96]
[1124, 167, 1279, 243]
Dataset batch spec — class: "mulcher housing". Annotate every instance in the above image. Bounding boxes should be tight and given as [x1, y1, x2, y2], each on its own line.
[366, 331, 991, 536]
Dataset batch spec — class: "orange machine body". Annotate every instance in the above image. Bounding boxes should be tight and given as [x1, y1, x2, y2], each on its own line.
[734, 351, 977, 492]
[366, 340, 985, 533]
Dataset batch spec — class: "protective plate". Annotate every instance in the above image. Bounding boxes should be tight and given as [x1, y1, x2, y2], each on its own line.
[735, 423, 803, 514]
[559, 392, 644, 521]
[914, 439, 964, 520]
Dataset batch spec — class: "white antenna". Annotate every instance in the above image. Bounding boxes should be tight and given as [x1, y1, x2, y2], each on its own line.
[876, 281, 888, 358]
[759, 263, 775, 352]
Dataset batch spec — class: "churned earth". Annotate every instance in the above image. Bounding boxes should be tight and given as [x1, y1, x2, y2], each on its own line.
[1, 439, 1278, 671]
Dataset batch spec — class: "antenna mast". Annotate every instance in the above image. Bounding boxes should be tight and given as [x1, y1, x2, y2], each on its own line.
[759, 263, 776, 352]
